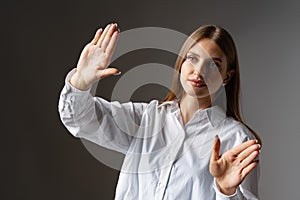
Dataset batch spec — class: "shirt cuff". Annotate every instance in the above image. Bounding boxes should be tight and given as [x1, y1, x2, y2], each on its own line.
[213, 179, 244, 200]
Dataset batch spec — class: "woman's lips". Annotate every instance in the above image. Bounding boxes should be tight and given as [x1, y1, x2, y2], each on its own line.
[188, 79, 207, 88]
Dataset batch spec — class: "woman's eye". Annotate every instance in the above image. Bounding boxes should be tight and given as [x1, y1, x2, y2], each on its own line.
[207, 61, 219, 68]
[186, 56, 196, 62]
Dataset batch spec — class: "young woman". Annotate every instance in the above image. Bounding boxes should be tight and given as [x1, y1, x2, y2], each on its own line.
[59, 23, 261, 199]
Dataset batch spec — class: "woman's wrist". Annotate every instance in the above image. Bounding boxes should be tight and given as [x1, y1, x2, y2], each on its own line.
[216, 180, 237, 196]
[70, 71, 91, 91]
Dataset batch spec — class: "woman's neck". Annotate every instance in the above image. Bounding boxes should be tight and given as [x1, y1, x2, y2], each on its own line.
[179, 94, 211, 126]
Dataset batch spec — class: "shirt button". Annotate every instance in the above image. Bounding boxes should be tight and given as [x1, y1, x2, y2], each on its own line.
[158, 181, 163, 187]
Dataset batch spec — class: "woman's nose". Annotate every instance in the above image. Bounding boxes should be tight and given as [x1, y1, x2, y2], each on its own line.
[193, 70, 200, 77]
[193, 62, 207, 77]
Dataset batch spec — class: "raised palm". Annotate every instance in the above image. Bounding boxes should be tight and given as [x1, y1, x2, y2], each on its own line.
[71, 23, 120, 90]
[209, 136, 260, 195]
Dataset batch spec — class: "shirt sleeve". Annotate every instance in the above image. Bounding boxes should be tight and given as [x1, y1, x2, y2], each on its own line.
[58, 69, 148, 153]
[213, 178, 247, 200]
[213, 122, 260, 200]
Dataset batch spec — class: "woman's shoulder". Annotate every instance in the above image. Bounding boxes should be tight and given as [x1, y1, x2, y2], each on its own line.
[217, 117, 257, 152]
[221, 117, 256, 142]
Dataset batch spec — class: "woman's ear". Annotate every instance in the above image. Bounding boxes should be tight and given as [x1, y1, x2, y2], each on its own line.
[224, 69, 235, 83]
[224, 69, 235, 84]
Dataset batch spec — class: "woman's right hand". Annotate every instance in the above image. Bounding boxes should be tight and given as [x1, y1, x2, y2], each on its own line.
[70, 23, 120, 90]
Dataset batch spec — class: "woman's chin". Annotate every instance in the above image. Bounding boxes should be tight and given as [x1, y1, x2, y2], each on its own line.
[184, 89, 211, 99]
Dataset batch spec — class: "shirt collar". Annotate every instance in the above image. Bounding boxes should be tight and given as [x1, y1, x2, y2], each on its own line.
[158, 99, 180, 113]
[183, 105, 226, 127]
[205, 105, 226, 127]
[158, 100, 226, 127]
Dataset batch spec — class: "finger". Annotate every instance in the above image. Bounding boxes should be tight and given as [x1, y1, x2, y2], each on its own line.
[101, 23, 118, 51]
[230, 139, 258, 156]
[210, 135, 221, 162]
[97, 23, 112, 47]
[106, 30, 119, 55]
[242, 160, 259, 178]
[96, 68, 120, 79]
[90, 28, 103, 45]
[241, 150, 259, 168]
[238, 143, 260, 161]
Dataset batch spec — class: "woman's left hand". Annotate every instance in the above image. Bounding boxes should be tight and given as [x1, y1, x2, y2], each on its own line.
[209, 136, 260, 195]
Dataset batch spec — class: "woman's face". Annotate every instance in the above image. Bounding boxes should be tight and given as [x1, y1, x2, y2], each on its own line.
[180, 38, 230, 99]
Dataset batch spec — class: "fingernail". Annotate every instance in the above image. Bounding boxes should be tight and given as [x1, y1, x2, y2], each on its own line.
[113, 71, 121, 76]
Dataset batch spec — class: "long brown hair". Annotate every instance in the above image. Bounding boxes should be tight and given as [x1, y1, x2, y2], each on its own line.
[163, 25, 261, 143]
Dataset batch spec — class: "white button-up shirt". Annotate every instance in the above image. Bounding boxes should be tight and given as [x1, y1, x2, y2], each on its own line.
[58, 70, 259, 200]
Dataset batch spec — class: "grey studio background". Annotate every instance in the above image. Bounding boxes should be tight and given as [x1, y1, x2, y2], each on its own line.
[1, 0, 299, 199]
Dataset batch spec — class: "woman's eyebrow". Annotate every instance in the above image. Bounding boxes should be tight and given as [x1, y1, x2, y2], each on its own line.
[187, 51, 200, 57]
[212, 57, 223, 63]
[188, 51, 223, 63]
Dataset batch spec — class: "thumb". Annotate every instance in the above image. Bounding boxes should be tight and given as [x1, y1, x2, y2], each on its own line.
[210, 135, 221, 163]
[97, 68, 121, 79]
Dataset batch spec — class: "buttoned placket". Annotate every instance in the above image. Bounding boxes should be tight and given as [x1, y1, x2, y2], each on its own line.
[154, 112, 185, 200]
[154, 108, 214, 200]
